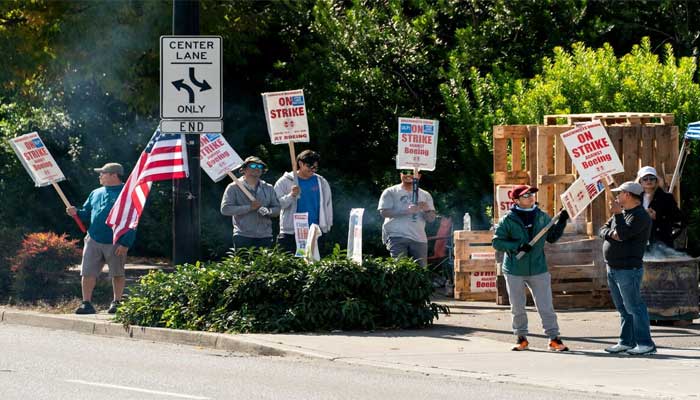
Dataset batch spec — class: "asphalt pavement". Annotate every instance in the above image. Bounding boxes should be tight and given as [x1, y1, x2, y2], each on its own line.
[2, 294, 700, 399]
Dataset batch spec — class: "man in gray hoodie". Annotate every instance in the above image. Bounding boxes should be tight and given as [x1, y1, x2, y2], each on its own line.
[221, 156, 280, 251]
[274, 150, 333, 254]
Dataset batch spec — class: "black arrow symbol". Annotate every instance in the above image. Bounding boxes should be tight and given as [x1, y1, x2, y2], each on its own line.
[189, 67, 211, 91]
[172, 79, 195, 103]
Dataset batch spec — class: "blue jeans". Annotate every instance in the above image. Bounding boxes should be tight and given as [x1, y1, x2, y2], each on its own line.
[607, 266, 655, 348]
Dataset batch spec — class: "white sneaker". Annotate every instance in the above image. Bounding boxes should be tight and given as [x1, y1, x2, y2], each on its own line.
[604, 344, 633, 353]
[626, 345, 657, 355]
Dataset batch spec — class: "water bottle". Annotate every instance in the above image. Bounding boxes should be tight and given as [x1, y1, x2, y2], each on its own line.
[463, 212, 471, 231]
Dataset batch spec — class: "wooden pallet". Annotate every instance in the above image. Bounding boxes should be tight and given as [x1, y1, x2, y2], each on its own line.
[543, 112, 674, 126]
[454, 231, 497, 301]
[495, 235, 613, 309]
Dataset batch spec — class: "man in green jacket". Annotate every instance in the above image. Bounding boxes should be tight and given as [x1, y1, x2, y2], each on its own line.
[492, 185, 569, 352]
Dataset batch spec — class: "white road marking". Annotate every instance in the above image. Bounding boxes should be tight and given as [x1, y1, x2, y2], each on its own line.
[66, 379, 210, 399]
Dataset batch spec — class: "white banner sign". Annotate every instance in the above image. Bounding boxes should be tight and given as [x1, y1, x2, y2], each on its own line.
[495, 185, 517, 220]
[199, 133, 244, 182]
[305, 224, 322, 262]
[293, 212, 309, 258]
[262, 89, 310, 145]
[560, 120, 623, 183]
[560, 176, 608, 219]
[9, 132, 65, 187]
[470, 270, 497, 293]
[347, 208, 364, 264]
[396, 117, 438, 171]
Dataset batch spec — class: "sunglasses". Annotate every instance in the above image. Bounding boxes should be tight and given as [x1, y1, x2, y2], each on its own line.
[518, 192, 534, 199]
[641, 176, 657, 182]
[400, 170, 414, 175]
[303, 162, 319, 170]
[247, 163, 265, 170]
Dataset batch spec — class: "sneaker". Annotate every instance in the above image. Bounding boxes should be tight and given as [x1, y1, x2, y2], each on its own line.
[75, 301, 96, 315]
[604, 343, 633, 353]
[511, 336, 529, 351]
[626, 345, 657, 355]
[548, 337, 569, 352]
[107, 300, 121, 314]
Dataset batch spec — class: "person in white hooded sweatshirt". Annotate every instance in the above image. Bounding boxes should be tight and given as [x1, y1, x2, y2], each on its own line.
[274, 150, 333, 254]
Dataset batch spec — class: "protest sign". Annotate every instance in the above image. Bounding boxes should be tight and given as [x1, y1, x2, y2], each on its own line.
[470, 270, 497, 293]
[199, 133, 244, 183]
[305, 224, 322, 262]
[262, 89, 309, 145]
[347, 208, 364, 264]
[495, 185, 518, 220]
[10, 132, 65, 187]
[10, 132, 85, 232]
[293, 212, 309, 258]
[396, 117, 438, 171]
[560, 121, 623, 183]
[560, 177, 607, 219]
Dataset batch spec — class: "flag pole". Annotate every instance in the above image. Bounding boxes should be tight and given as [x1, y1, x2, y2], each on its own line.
[52, 182, 86, 233]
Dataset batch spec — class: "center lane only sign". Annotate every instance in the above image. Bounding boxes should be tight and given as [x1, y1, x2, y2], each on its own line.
[160, 36, 222, 133]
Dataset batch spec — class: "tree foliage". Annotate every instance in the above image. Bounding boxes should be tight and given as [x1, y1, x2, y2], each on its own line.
[1, 0, 699, 259]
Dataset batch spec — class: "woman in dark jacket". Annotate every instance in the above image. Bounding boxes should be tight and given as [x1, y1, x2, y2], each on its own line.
[636, 166, 684, 248]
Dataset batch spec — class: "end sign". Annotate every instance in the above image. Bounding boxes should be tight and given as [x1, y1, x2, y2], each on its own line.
[160, 36, 222, 120]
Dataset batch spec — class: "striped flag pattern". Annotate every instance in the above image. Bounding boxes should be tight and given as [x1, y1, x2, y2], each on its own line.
[107, 128, 189, 244]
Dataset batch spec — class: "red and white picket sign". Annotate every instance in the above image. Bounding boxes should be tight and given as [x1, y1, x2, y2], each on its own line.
[261, 89, 310, 145]
[495, 184, 517, 220]
[199, 133, 244, 183]
[560, 176, 610, 219]
[560, 120, 623, 184]
[396, 117, 439, 171]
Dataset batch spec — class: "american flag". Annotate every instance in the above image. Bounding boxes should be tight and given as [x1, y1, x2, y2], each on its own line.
[107, 128, 189, 244]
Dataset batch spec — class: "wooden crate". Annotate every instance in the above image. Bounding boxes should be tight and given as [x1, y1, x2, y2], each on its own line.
[496, 235, 613, 309]
[454, 230, 497, 301]
[544, 112, 674, 126]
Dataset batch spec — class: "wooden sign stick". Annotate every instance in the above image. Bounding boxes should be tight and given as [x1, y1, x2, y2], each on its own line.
[515, 210, 563, 260]
[289, 142, 297, 175]
[226, 172, 256, 201]
[52, 182, 87, 233]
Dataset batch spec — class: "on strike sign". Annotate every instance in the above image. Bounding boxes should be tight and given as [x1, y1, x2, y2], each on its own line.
[495, 185, 517, 220]
[262, 89, 310, 144]
[560, 121, 623, 183]
[396, 117, 438, 171]
[10, 132, 65, 186]
[560, 177, 607, 219]
[199, 133, 244, 182]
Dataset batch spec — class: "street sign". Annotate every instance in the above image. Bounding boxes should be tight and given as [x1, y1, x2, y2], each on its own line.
[160, 120, 223, 134]
[160, 36, 222, 120]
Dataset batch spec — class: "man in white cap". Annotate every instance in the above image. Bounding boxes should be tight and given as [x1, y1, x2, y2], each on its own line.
[221, 156, 280, 251]
[636, 166, 683, 248]
[600, 181, 655, 355]
[67, 162, 135, 315]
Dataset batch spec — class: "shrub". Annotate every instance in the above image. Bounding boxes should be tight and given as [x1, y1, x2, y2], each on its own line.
[9, 232, 82, 301]
[116, 247, 449, 333]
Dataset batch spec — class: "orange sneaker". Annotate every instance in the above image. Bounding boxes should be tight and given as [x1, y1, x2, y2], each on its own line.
[511, 336, 529, 351]
[548, 337, 569, 352]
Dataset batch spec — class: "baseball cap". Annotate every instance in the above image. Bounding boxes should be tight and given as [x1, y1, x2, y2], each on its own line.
[508, 185, 538, 200]
[93, 162, 124, 175]
[611, 181, 644, 196]
[636, 166, 658, 180]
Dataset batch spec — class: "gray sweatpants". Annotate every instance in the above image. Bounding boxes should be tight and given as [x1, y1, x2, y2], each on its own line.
[504, 272, 560, 339]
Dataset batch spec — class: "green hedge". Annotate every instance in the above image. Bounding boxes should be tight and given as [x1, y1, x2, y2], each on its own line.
[116, 248, 449, 333]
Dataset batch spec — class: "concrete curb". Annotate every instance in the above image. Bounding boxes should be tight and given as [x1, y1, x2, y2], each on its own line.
[0, 308, 292, 358]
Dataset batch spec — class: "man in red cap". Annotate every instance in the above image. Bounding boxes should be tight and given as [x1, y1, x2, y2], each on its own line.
[492, 184, 569, 351]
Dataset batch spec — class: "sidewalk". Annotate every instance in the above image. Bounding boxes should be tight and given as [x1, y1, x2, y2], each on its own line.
[2, 296, 699, 399]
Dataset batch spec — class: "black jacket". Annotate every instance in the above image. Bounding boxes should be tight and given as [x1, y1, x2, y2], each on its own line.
[646, 188, 683, 248]
[599, 205, 652, 269]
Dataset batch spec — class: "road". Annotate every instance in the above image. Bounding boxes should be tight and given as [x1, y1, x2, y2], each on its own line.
[0, 324, 642, 400]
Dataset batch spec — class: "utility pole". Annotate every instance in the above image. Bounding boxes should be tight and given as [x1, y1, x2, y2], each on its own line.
[172, 0, 201, 265]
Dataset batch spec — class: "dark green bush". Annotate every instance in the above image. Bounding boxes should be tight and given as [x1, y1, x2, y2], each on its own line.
[9, 232, 82, 301]
[116, 247, 448, 333]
